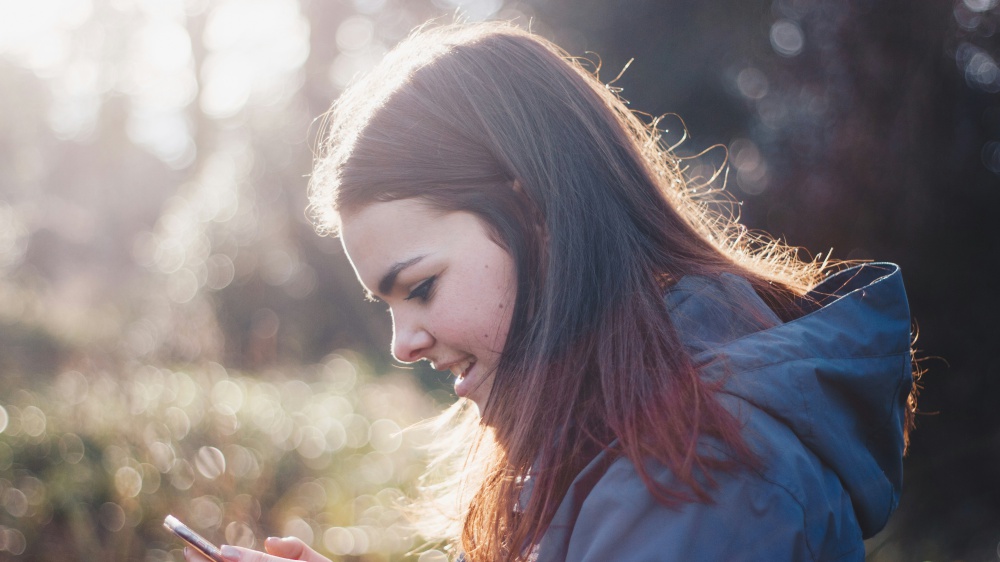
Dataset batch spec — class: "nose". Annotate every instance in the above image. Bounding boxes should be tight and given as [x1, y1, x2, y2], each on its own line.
[390, 310, 434, 363]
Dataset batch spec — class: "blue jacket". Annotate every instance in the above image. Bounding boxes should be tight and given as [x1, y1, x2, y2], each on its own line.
[535, 263, 912, 561]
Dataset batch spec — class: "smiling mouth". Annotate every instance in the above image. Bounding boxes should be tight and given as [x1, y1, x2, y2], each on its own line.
[448, 358, 476, 381]
[447, 359, 478, 399]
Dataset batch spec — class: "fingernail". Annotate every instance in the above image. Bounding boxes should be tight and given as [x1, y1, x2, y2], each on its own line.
[183, 547, 190, 558]
[220, 545, 241, 561]
[266, 536, 293, 545]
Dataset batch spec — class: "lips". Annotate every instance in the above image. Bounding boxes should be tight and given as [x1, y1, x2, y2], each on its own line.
[446, 358, 477, 398]
[448, 358, 474, 380]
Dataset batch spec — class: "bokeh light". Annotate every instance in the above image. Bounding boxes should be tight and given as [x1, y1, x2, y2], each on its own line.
[0, 349, 436, 559]
[770, 19, 804, 57]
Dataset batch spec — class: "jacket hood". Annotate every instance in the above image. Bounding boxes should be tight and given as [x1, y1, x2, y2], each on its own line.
[665, 263, 912, 538]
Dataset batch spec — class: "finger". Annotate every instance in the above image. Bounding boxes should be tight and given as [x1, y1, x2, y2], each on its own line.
[264, 536, 331, 562]
[219, 545, 290, 562]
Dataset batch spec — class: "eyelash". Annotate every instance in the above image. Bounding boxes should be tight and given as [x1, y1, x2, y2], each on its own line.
[405, 276, 437, 302]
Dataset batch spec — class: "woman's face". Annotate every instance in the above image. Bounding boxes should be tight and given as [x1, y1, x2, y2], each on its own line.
[340, 198, 516, 415]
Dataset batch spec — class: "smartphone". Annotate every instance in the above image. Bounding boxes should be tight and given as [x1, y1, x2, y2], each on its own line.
[163, 514, 225, 562]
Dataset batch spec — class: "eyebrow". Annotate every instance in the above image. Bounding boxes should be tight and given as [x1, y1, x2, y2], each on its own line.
[377, 255, 426, 296]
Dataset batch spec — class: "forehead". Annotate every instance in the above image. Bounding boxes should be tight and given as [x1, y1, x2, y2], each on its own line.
[339, 199, 479, 291]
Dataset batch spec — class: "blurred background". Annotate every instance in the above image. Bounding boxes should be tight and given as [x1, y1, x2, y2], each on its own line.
[0, 0, 997, 560]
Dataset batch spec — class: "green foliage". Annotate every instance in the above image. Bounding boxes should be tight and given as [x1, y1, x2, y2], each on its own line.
[0, 356, 444, 561]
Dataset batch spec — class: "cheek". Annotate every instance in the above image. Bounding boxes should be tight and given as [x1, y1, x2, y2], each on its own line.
[442, 278, 512, 351]
[440, 299, 506, 344]
[478, 283, 515, 350]
[485, 317, 512, 357]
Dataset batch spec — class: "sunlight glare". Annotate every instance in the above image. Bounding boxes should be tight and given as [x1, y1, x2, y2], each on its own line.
[200, 0, 309, 118]
[432, 0, 502, 21]
[351, 0, 386, 14]
[120, 12, 197, 163]
[137, 19, 191, 70]
[0, 0, 91, 70]
[337, 16, 375, 52]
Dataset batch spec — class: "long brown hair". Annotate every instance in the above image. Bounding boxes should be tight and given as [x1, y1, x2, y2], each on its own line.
[309, 22, 826, 561]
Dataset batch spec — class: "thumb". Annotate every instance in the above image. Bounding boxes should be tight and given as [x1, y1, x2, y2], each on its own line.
[264, 536, 330, 562]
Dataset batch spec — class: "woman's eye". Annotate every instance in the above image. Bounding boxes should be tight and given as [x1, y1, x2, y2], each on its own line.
[405, 276, 437, 302]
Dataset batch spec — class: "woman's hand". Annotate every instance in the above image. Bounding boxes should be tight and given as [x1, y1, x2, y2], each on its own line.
[182, 537, 331, 562]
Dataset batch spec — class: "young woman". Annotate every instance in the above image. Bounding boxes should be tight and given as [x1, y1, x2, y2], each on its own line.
[187, 22, 915, 562]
